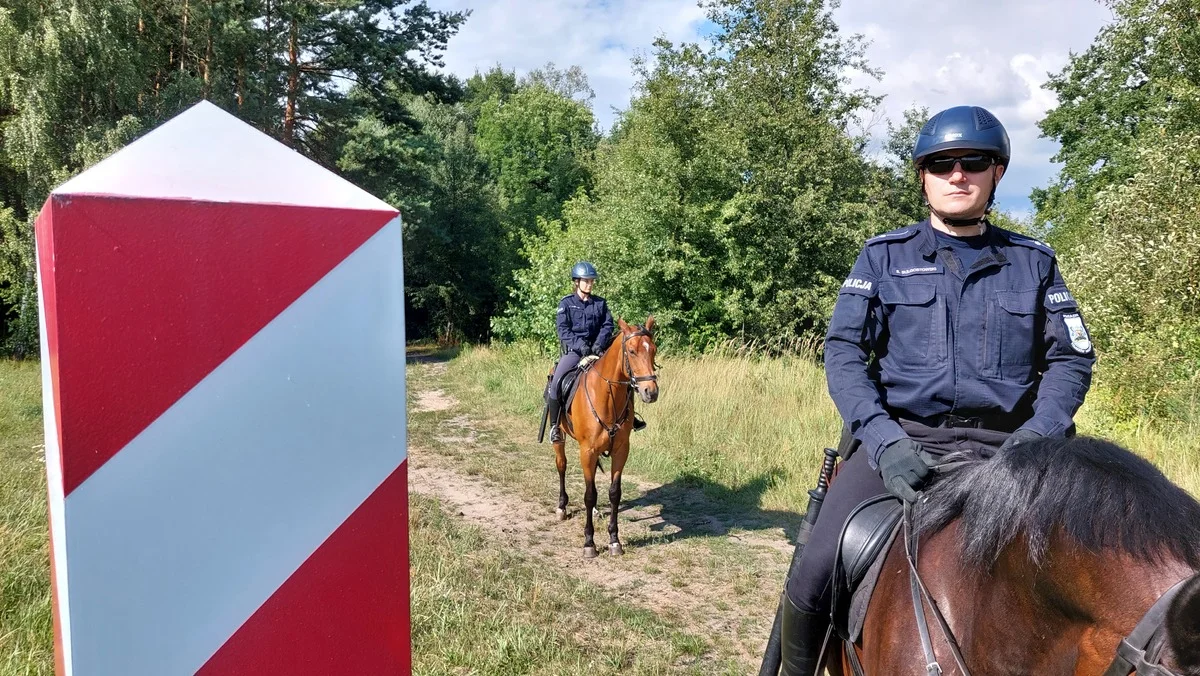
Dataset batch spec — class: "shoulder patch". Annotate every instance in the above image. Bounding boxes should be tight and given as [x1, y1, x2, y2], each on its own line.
[865, 228, 919, 246]
[1004, 231, 1056, 257]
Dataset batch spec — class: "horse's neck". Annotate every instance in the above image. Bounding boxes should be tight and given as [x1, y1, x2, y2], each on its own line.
[987, 541, 1195, 672]
[1066, 553, 1194, 655]
[595, 339, 626, 381]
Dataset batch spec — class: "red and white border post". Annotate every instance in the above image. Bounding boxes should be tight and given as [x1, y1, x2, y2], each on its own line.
[35, 101, 410, 675]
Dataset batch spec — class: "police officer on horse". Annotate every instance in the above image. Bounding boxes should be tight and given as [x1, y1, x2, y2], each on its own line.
[547, 261, 615, 443]
[775, 105, 1097, 674]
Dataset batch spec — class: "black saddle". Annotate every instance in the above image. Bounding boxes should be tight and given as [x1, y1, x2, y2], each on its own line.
[547, 360, 593, 414]
[831, 495, 903, 643]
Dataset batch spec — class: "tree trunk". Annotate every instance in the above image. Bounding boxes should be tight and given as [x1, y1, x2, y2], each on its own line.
[202, 0, 213, 98]
[283, 17, 299, 146]
[180, 0, 189, 72]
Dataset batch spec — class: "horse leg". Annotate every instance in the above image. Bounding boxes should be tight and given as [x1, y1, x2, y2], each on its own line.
[554, 439, 568, 520]
[581, 445, 599, 558]
[607, 440, 629, 556]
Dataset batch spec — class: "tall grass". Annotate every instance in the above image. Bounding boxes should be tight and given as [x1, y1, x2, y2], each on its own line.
[449, 343, 842, 513]
[450, 342, 1200, 504]
[0, 360, 52, 675]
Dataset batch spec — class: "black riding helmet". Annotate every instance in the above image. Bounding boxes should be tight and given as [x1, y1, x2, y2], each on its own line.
[571, 261, 598, 280]
[913, 105, 1010, 225]
[912, 105, 1010, 167]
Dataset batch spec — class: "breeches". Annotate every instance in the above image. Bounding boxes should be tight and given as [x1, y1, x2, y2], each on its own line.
[548, 352, 582, 401]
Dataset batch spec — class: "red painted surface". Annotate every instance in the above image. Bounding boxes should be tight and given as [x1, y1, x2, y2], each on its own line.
[197, 460, 411, 675]
[40, 195, 395, 495]
[34, 204, 64, 469]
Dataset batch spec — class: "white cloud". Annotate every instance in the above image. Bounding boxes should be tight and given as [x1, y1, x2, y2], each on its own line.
[425, 0, 1115, 213]
[427, 0, 707, 127]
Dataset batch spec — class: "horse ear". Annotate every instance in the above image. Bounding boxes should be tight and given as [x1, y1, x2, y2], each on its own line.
[645, 316, 656, 333]
[618, 317, 629, 332]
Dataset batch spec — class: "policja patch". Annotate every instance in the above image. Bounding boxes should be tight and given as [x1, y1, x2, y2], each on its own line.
[1063, 313, 1092, 354]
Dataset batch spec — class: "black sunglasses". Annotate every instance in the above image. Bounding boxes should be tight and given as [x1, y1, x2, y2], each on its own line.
[921, 154, 996, 175]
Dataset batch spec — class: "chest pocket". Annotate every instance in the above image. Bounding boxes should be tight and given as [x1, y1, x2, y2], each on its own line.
[878, 282, 945, 367]
[984, 289, 1039, 381]
[566, 305, 587, 332]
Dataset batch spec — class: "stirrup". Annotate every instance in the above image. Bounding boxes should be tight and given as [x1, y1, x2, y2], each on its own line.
[633, 414, 647, 432]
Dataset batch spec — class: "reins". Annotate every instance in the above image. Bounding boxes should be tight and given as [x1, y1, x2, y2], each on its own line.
[581, 328, 657, 457]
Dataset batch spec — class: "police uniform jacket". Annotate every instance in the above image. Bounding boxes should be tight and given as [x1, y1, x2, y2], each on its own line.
[825, 220, 1096, 466]
[557, 294, 614, 356]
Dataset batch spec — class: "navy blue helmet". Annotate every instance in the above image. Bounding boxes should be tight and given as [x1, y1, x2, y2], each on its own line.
[913, 106, 1011, 167]
[570, 261, 598, 280]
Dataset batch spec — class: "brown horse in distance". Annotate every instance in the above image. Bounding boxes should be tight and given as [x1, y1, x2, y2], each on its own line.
[832, 435, 1200, 675]
[553, 317, 658, 558]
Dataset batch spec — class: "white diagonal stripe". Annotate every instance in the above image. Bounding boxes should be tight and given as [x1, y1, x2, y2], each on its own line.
[62, 216, 405, 676]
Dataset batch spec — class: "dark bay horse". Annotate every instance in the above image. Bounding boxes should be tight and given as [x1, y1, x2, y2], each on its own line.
[834, 435, 1200, 675]
[553, 317, 658, 558]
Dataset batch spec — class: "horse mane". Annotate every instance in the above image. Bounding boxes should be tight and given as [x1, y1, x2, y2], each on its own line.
[915, 435, 1200, 570]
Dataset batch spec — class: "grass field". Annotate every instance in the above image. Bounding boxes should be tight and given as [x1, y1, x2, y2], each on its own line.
[447, 342, 1200, 502]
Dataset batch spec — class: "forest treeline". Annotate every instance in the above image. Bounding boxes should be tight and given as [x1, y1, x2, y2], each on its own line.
[0, 0, 1197, 418]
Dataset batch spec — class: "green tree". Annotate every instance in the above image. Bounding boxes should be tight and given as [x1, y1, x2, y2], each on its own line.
[474, 81, 597, 243]
[1035, 0, 1200, 249]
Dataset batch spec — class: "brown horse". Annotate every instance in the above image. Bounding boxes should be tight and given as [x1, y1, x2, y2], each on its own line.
[832, 435, 1200, 675]
[553, 317, 658, 558]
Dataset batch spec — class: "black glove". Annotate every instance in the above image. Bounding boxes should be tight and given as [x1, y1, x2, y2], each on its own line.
[998, 428, 1042, 454]
[879, 438, 937, 503]
[590, 343, 606, 357]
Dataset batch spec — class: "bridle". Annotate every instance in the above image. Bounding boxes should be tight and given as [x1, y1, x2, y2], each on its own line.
[899, 501, 1190, 676]
[581, 327, 657, 456]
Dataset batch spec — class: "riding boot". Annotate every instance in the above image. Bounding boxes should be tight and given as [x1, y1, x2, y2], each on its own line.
[548, 398, 564, 443]
[633, 414, 647, 432]
[780, 593, 827, 676]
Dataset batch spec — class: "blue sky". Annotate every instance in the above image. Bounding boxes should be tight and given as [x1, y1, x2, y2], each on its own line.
[427, 0, 1115, 218]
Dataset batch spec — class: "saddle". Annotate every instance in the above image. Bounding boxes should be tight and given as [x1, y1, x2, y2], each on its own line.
[545, 358, 596, 415]
[831, 495, 904, 643]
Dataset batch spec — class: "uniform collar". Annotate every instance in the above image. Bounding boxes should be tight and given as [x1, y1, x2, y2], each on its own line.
[917, 218, 1010, 277]
[918, 219, 1007, 256]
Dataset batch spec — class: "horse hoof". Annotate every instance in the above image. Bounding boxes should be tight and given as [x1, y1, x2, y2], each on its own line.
[583, 546, 598, 559]
[609, 543, 624, 556]
[556, 508, 567, 521]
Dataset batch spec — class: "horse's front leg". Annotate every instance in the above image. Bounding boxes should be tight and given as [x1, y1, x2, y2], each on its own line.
[608, 437, 629, 556]
[580, 445, 599, 558]
[554, 439, 568, 520]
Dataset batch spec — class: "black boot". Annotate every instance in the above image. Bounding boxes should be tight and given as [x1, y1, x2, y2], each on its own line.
[633, 414, 647, 432]
[780, 593, 827, 676]
[548, 398, 564, 443]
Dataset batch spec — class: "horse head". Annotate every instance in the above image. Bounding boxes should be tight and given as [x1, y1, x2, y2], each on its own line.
[1167, 572, 1200, 675]
[617, 316, 658, 404]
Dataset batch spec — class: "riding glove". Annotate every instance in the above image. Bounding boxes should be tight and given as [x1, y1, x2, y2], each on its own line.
[998, 428, 1042, 454]
[879, 438, 937, 503]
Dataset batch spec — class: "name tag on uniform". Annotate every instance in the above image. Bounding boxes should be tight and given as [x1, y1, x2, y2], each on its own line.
[891, 265, 943, 277]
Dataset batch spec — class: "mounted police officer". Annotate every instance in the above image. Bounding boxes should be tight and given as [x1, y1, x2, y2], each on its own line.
[776, 105, 1096, 674]
[547, 261, 614, 443]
